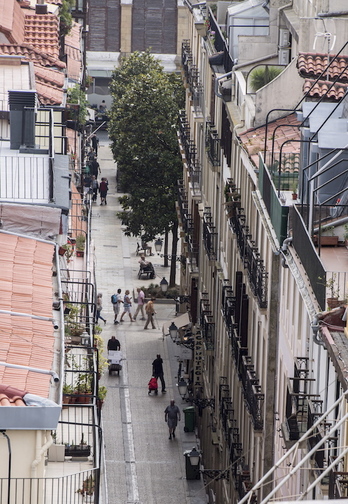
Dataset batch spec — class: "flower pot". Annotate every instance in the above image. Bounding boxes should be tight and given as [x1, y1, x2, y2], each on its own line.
[65, 445, 91, 457]
[327, 298, 341, 310]
[76, 250, 84, 257]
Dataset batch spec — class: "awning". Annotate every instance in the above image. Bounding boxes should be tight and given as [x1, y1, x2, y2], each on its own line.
[162, 312, 191, 335]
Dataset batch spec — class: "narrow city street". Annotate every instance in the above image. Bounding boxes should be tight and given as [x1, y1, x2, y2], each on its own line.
[91, 132, 207, 504]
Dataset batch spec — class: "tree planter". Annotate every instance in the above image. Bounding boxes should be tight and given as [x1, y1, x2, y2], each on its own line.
[313, 235, 339, 246]
[76, 250, 84, 257]
[65, 445, 91, 457]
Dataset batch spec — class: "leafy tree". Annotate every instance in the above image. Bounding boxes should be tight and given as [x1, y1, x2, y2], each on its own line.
[108, 51, 185, 286]
[59, 0, 74, 37]
[249, 65, 282, 92]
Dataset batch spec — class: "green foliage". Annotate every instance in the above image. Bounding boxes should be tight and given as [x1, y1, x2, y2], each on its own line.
[59, 0, 74, 37]
[249, 66, 283, 92]
[109, 51, 185, 241]
[67, 85, 88, 124]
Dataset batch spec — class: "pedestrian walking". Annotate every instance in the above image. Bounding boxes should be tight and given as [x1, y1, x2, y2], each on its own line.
[152, 354, 166, 393]
[111, 288, 123, 324]
[99, 177, 108, 205]
[133, 288, 145, 320]
[91, 175, 99, 202]
[164, 400, 181, 440]
[144, 297, 156, 329]
[120, 290, 134, 322]
[96, 293, 106, 325]
[107, 336, 121, 351]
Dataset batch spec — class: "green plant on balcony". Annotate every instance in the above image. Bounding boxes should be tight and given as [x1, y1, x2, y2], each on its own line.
[75, 233, 86, 257]
[76, 475, 95, 496]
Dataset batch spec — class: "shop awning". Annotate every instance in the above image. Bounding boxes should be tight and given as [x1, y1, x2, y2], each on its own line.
[162, 312, 190, 336]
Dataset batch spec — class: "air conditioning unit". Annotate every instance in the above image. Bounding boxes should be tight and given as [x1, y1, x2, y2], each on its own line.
[279, 28, 290, 47]
[278, 48, 290, 65]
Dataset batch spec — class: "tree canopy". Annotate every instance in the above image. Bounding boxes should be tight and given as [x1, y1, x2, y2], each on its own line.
[108, 51, 185, 243]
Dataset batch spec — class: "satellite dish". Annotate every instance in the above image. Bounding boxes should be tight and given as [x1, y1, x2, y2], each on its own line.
[313, 18, 336, 53]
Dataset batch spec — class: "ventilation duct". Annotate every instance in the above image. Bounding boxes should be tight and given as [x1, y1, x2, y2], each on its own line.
[8, 90, 37, 150]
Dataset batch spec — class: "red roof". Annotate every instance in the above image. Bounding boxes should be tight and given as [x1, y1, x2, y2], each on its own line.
[239, 113, 301, 167]
[0, 0, 25, 45]
[0, 43, 65, 69]
[0, 233, 55, 399]
[24, 13, 60, 60]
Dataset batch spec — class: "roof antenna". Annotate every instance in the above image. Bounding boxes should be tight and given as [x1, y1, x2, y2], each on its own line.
[313, 18, 336, 80]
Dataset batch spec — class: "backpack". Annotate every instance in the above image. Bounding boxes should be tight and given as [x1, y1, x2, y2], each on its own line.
[111, 294, 117, 304]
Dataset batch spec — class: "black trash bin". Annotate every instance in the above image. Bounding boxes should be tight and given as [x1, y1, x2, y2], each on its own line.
[184, 450, 201, 480]
[183, 406, 195, 432]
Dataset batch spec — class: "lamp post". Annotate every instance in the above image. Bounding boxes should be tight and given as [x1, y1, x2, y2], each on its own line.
[185, 447, 229, 481]
[169, 322, 178, 342]
[160, 277, 168, 293]
[177, 377, 188, 397]
[154, 238, 163, 254]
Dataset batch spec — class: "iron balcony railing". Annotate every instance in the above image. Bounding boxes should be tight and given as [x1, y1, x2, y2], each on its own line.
[240, 356, 264, 431]
[236, 465, 257, 504]
[231, 327, 248, 374]
[221, 280, 236, 332]
[200, 296, 215, 351]
[0, 469, 99, 504]
[181, 41, 204, 115]
[203, 208, 218, 260]
[230, 208, 268, 308]
[205, 122, 220, 167]
[188, 159, 202, 197]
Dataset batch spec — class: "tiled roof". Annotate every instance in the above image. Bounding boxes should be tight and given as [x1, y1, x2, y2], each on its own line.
[0, 232, 55, 399]
[0, 385, 26, 406]
[65, 22, 81, 81]
[303, 78, 348, 101]
[34, 64, 64, 105]
[239, 113, 301, 167]
[298, 52, 348, 82]
[0, 43, 65, 69]
[24, 13, 60, 60]
[0, 0, 25, 45]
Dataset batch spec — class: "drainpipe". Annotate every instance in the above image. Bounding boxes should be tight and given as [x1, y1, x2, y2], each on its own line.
[311, 314, 325, 347]
[233, 52, 279, 71]
[318, 11, 348, 17]
[215, 71, 233, 99]
[280, 236, 292, 268]
[31, 431, 53, 477]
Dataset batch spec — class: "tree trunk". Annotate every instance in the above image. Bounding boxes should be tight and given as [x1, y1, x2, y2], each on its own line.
[170, 221, 178, 287]
[164, 231, 169, 268]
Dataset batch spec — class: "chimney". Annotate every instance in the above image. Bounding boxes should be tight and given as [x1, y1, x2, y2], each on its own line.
[8, 90, 37, 150]
[35, 0, 47, 14]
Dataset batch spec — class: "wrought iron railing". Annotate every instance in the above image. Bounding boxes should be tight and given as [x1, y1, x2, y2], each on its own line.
[203, 207, 218, 260]
[200, 295, 215, 351]
[205, 122, 220, 167]
[221, 280, 236, 332]
[240, 356, 264, 431]
[181, 40, 204, 115]
[0, 469, 99, 504]
[230, 207, 268, 308]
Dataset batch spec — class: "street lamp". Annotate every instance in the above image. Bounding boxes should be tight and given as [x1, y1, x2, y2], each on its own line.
[186, 447, 229, 480]
[177, 377, 188, 397]
[154, 238, 163, 253]
[160, 277, 168, 293]
[169, 322, 178, 342]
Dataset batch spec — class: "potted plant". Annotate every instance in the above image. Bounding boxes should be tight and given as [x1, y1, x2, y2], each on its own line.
[76, 474, 95, 496]
[313, 225, 339, 247]
[65, 434, 91, 457]
[97, 385, 107, 409]
[62, 383, 73, 406]
[344, 224, 348, 247]
[76, 233, 86, 257]
[291, 182, 298, 201]
[321, 274, 341, 309]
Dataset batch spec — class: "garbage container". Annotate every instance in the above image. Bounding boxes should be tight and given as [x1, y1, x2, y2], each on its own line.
[183, 406, 195, 432]
[184, 450, 201, 480]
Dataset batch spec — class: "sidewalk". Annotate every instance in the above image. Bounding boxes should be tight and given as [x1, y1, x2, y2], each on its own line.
[93, 132, 207, 504]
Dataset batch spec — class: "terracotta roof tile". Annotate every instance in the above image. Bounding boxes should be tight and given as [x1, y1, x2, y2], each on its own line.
[24, 13, 60, 60]
[298, 52, 348, 83]
[303, 78, 348, 101]
[0, 43, 65, 69]
[239, 113, 301, 167]
[0, 233, 55, 399]
[65, 22, 81, 81]
[0, 0, 25, 45]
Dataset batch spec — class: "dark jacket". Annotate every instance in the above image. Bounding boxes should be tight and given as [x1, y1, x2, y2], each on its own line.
[152, 357, 163, 376]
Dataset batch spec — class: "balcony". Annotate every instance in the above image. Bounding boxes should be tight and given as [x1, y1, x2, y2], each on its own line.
[240, 356, 264, 431]
[205, 122, 220, 167]
[203, 208, 218, 261]
[200, 295, 215, 352]
[230, 208, 268, 308]
[181, 41, 204, 117]
[221, 281, 236, 333]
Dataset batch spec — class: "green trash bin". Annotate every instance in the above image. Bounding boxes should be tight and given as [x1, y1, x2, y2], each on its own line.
[183, 406, 195, 432]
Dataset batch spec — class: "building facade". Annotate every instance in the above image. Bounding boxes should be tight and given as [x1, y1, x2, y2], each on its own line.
[178, 1, 348, 502]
